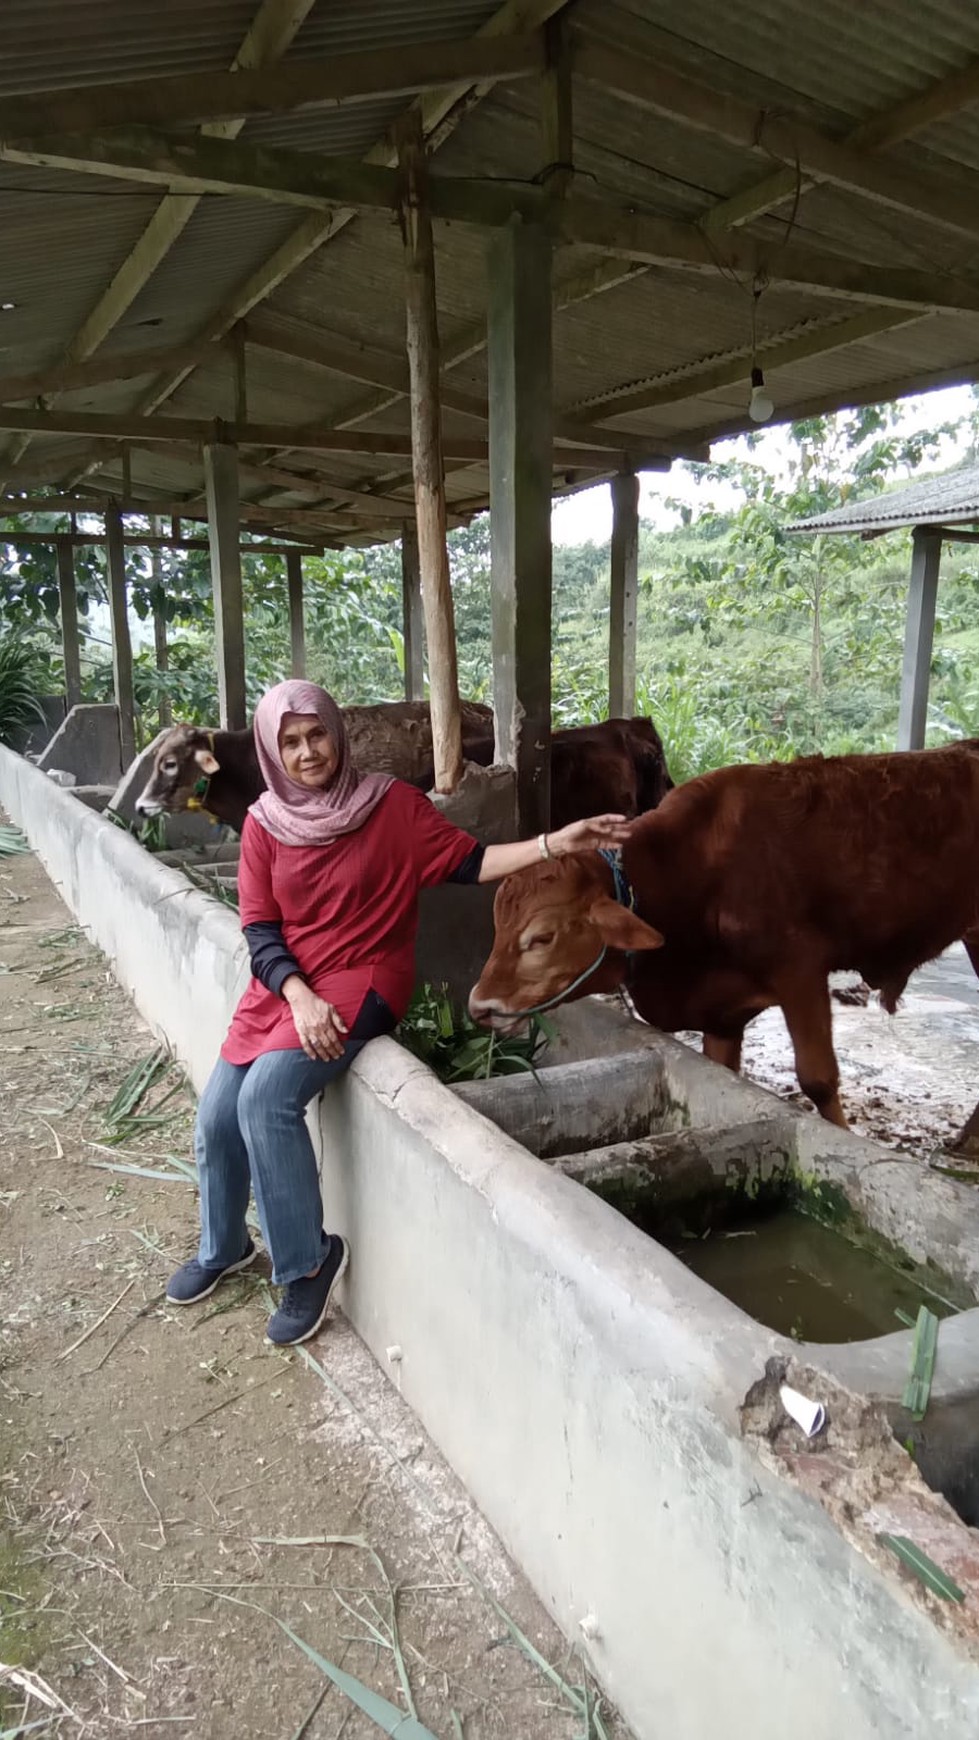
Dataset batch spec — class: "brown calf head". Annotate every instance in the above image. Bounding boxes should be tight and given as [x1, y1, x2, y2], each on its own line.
[135, 725, 220, 816]
[469, 854, 663, 1033]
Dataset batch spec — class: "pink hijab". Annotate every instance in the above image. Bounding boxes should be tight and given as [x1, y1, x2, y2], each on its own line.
[248, 680, 394, 847]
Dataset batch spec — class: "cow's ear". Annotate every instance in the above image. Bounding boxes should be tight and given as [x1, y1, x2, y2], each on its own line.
[194, 747, 220, 775]
[589, 896, 663, 952]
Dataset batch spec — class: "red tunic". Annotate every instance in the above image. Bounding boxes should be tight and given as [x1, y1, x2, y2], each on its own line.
[222, 781, 477, 1064]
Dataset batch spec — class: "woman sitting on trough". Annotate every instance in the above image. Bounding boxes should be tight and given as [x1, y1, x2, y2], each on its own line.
[167, 680, 629, 1347]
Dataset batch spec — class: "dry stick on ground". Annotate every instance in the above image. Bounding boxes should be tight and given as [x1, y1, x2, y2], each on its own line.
[84, 1288, 167, 1373]
[132, 1445, 167, 1550]
[56, 1275, 136, 1362]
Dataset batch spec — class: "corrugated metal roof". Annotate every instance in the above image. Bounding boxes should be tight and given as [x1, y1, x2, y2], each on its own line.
[791, 465, 979, 534]
[6, 0, 979, 539]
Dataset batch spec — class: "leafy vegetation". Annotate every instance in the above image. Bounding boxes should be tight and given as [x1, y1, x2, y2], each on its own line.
[396, 982, 551, 1083]
[0, 636, 46, 746]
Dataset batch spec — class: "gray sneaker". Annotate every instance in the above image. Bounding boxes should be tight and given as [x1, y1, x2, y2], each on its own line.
[265, 1235, 349, 1347]
[166, 1240, 257, 1305]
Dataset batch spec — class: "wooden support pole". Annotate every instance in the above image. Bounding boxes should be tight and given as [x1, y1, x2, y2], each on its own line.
[540, 17, 573, 193]
[400, 517, 425, 701]
[55, 536, 83, 710]
[105, 506, 136, 768]
[203, 442, 247, 730]
[149, 526, 171, 728]
[286, 548, 306, 678]
[396, 112, 462, 793]
[488, 220, 553, 834]
[609, 470, 640, 718]
[897, 527, 942, 750]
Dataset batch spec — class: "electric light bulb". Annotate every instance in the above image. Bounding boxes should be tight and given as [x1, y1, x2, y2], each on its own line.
[748, 365, 773, 423]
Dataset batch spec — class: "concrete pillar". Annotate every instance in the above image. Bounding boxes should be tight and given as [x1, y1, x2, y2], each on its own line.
[401, 517, 425, 701]
[487, 220, 553, 835]
[897, 527, 942, 750]
[203, 442, 247, 730]
[56, 535, 83, 710]
[609, 470, 640, 719]
[286, 549, 306, 679]
[105, 507, 136, 768]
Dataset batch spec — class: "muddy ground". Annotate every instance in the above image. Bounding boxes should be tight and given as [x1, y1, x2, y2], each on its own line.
[0, 841, 626, 1740]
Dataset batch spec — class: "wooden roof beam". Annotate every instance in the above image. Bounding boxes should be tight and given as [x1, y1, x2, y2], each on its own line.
[696, 50, 979, 235]
[246, 316, 678, 451]
[569, 307, 927, 424]
[0, 338, 226, 406]
[0, 0, 318, 481]
[15, 126, 979, 314]
[574, 38, 979, 246]
[120, 0, 575, 431]
[687, 357, 979, 445]
[0, 406, 672, 470]
[0, 35, 544, 136]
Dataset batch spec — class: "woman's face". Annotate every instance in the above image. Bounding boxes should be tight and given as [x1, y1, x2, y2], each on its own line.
[278, 712, 339, 790]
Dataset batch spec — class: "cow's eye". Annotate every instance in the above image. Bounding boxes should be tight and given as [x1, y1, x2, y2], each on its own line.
[162, 757, 178, 774]
[526, 932, 555, 950]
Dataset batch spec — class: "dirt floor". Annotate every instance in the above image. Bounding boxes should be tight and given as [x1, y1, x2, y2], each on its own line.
[0, 840, 627, 1740]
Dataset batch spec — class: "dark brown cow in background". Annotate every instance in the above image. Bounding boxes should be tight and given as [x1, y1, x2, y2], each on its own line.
[469, 742, 979, 1135]
[136, 707, 674, 834]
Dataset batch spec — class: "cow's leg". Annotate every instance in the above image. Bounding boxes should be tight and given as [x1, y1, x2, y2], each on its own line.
[947, 935, 979, 1154]
[778, 977, 847, 1127]
[703, 1031, 743, 1073]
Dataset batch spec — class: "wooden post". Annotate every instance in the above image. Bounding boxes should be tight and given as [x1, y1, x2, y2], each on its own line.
[400, 517, 425, 701]
[488, 219, 553, 835]
[540, 17, 573, 195]
[105, 506, 136, 767]
[396, 111, 462, 793]
[609, 470, 640, 718]
[150, 531, 171, 729]
[286, 548, 306, 678]
[897, 527, 942, 750]
[55, 535, 83, 710]
[203, 441, 247, 730]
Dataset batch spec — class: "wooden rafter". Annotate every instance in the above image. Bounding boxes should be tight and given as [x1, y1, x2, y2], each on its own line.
[701, 52, 979, 235]
[52, 0, 575, 498]
[0, 406, 671, 471]
[569, 308, 927, 424]
[13, 126, 979, 315]
[0, 0, 318, 479]
[574, 38, 979, 246]
[246, 316, 682, 451]
[0, 339, 227, 406]
[688, 357, 979, 445]
[0, 35, 544, 136]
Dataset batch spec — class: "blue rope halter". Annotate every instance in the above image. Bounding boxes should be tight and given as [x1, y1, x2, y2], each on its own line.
[507, 848, 637, 1020]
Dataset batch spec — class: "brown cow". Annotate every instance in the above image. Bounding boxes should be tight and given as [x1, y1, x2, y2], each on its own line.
[136, 711, 674, 835]
[469, 742, 979, 1131]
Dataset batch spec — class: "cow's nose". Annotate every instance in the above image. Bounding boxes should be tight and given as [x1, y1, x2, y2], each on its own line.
[468, 989, 508, 1025]
[134, 795, 158, 816]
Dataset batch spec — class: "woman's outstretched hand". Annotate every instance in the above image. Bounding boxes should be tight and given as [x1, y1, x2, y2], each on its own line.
[477, 814, 634, 883]
[282, 979, 348, 1061]
[547, 814, 633, 856]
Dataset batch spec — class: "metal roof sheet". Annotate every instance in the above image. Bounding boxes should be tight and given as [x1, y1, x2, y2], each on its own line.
[791, 464, 979, 534]
[5, 0, 979, 539]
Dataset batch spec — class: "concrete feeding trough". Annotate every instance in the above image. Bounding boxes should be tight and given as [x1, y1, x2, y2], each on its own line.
[3, 744, 979, 1739]
[457, 999, 979, 1532]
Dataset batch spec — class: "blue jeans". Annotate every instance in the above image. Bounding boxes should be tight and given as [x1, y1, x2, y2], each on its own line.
[194, 991, 393, 1285]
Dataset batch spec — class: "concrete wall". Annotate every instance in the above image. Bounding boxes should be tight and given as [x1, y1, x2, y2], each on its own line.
[3, 742, 979, 1740]
[37, 702, 123, 786]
